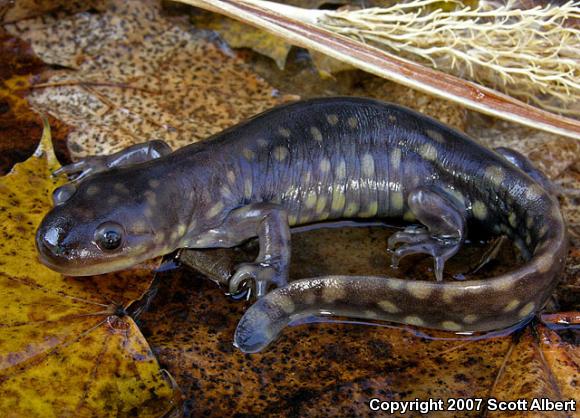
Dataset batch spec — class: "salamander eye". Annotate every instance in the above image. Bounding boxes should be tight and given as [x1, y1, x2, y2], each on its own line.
[94, 222, 125, 251]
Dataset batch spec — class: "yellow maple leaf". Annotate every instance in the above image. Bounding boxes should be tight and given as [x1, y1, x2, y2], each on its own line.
[0, 119, 180, 417]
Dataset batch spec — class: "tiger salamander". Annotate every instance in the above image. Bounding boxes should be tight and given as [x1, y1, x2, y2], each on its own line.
[35, 97, 568, 352]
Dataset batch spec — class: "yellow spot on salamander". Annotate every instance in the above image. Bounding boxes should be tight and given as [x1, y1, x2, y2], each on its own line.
[221, 186, 233, 199]
[343, 202, 358, 217]
[86, 185, 100, 196]
[335, 159, 346, 180]
[347, 117, 358, 128]
[177, 224, 187, 237]
[508, 212, 518, 228]
[378, 300, 400, 313]
[403, 211, 416, 221]
[319, 158, 331, 174]
[207, 201, 224, 218]
[419, 143, 437, 161]
[304, 191, 317, 209]
[288, 215, 297, 225]
[275, 295, 295, 314]
[525, 184, 543, 201]
[278, 127, 291, 138]
[536, 253, 554, 273]
[310, 126, 323, 142]
[316, 196, 327, 214]
[445, 186, 465, 206]
[492, 278, 514, 292]
[326, 114, 339, 125]
[242, 148, 255, 161]
[503, 299, 520, 312]
[114, 183, 129, 194]
[227, 170, 236, 185]
[148, 179, 161, 189]
[390, 148, 401, 171]
[360, 201, 378, 218]
[273, 146, 289, 161]
[518, 302, 535, 318]
[361, 153, 375, 178]
[485, 166, 505, 187]
[331, 188, 346, 212]
[526, 215, 534, 229]
[244, 179, 253, 199]
[390, 191, 404, 212]
[363, 310, 379, 319]
[322, 286, 346, 303]
[441, 321, 462, 331]
[388, 115, 397, 123]
[404, 316, 425, 327]
[426, 129, 445, 143]
[463, 314, 478, 324]
[407, 283, 432, 299]
[472, 200, 488, 220]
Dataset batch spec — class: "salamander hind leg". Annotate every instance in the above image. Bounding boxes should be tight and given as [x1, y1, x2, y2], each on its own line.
[494, 147, 556, 194]
[388, 187, 465, 281]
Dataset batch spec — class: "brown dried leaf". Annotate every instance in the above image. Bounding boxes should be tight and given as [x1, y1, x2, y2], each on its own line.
[488, 326, 579, 417]
[192, 11, 292, 69]
[0, 28, 70, 174]
[0, 0, 108, 23]
[4, 0, 288, 159]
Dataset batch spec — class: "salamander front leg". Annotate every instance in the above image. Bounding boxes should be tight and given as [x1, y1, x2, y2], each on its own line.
[53, 140, 172, 183]
[224, 204, 291, 299]
[388, 187, 465, 281]
[51, 140, 172, 205]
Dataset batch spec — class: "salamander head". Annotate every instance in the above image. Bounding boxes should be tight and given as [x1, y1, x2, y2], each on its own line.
[36, 169, 187, 276]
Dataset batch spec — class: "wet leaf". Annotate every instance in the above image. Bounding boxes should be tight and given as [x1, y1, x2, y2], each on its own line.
[143, 225, 578, 416]
[4, 0, 289, 159]
[0, 28, 69, 174]
[192, 11, 292, 69]
[188, 1, 357, 70]
[0, 121, 180, 417]
[489, 326, 578, 417]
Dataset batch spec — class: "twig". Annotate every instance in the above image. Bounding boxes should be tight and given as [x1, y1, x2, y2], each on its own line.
[174, 0, 580, 141]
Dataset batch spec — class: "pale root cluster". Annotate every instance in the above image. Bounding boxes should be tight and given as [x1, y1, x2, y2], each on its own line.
[318, 0, 580, 116]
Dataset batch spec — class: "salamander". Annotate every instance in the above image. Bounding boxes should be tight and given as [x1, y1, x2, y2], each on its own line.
[35, 97, 568, 352]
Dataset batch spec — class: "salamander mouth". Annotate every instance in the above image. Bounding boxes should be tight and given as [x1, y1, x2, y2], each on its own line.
[35, 231, 124, 276]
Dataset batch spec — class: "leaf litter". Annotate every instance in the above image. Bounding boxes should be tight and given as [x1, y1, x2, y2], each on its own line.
[0, 119, 179, 416]
[4, 0, 290, 159]
[0, 0, 578, 416]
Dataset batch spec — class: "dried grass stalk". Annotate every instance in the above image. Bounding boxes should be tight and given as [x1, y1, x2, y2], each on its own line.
[319, 0, 580, 116]
[175, 0, 580, 140]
